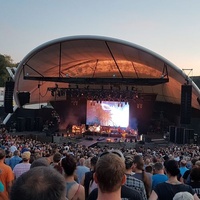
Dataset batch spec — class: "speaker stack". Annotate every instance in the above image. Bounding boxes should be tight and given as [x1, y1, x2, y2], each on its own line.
[17, 92, 30, 107]
[180, 85, 192, 124]
[175, 127, 185, 144]
[4, 81, 15, 113]
[169, 126, 176, 143]
[169, 126, 195, 144]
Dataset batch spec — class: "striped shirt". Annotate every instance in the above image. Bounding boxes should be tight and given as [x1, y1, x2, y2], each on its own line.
[125, 172, 147, 200]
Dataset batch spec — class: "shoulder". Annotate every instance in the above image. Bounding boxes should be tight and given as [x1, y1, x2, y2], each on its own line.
[122, 185, 141, 199]
[0, 163, 12, 171]
[88, 188, 98, 200]
[154, 182, 168, 189]
[126, 174, 143, 184]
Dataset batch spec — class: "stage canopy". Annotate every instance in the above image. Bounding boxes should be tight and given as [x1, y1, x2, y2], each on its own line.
[13, 35, 200, 109]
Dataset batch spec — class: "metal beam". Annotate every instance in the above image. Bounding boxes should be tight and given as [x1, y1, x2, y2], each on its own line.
[24, 76, 169, 86]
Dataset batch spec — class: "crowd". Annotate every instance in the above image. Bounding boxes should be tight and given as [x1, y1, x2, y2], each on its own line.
[0, 132, 200, 199]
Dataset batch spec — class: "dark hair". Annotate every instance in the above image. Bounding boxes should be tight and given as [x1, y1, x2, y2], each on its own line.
[124, 154, 134, 169]
[191, 158, 198, 166]
[13, 150, 19, 156]
[30, 157, 49, 169]
[133, 155, 144, 170]
[53, 153, 62, 163]
[0, 149, 5, 160]
[165, 160, 180, 176]
[145, 165, 153, 173]
[153, 162, 164, 171]
[190, 166, 200, 181]
[90, 156, 98, 167]
[10, 166, 66, 200]
[61, 154, 76, 176]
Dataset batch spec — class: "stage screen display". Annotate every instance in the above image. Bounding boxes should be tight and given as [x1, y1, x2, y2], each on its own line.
[86, 100, 129, 127]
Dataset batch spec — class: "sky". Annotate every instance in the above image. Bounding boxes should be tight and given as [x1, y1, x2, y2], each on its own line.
[1, 1, 200, 76]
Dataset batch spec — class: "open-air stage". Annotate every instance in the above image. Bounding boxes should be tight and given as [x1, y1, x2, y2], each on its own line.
[10, 130, 168, 149]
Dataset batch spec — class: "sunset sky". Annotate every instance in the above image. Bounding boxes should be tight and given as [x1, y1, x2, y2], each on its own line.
[1, 1, 200, 75]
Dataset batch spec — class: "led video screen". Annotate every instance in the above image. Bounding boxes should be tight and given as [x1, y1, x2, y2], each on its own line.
[86, 100, 129, 128]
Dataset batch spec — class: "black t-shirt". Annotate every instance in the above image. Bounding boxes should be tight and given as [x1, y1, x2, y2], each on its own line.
[183, 169, 191, 180]
[154, 182, 195, 200]
[88, 185, 142, 200]
[84, 171, 94, 199]
[188, 181, 200, 197]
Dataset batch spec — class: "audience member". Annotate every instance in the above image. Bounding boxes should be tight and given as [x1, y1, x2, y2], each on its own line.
[13, 151, 31, 179]
[0, 149, 14, 200]
[9, 150, 22, 169]
[179, 159, 189, 177]
[132, 154, 152, 198]
[51, 152, 63, 174]
[183, 158, 198, 184]
[30, 157, 49, 168]
[145, 165, 153, 174]
[94, 152, 126, 200]
[188, 166, 200, 197]
[10, 166, 66, 200]
[152, 162, 168, 189]
[88, 150, 142, 200]
[76, 157, 90, 183]
[173, 191, 194, 200]
[62, 154, 85, 200]
[81, 156, 98, 199]
[149, 160, 199, 200]
[124, 153, 147, 200]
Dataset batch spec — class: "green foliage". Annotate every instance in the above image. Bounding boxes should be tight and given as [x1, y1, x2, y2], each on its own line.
[0, 54, 18, 87]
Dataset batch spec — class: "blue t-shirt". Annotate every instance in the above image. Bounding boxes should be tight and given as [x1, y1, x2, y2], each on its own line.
[0, 181, 4, 192]
[152, 174, 168, 189]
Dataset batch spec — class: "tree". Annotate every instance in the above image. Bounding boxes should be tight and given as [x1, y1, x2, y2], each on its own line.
[0, 54, 18, 87]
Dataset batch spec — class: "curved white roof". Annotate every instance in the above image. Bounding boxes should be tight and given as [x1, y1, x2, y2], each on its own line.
[14, 35, 200, 110]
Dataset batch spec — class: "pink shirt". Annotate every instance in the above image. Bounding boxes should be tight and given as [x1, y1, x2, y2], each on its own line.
[13, 162, 31, 179]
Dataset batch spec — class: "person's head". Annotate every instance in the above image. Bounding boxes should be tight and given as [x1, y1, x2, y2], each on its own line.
[153, 162, 164, 174]
[79, 157, 85, 166]
[190, 166, 200, 182]
[61, 154, 76, 176]
[195, 160, 200, 168]
[21, 151, 31, 162]
[145, 165, 153, 174]
[94, 152, 126, 193]
[53, 152, 62, 163]
[124, 154, 134, 170]
[152, 156, 158, 163]
[10, 166, 66, 200]
[0, 149, 6, 160]
[30, 157, 49, 169]
[191, 158, 198, 166]
[180, 160, 187, 167]
[173, 191, 194, 200]
[165, 159, 180, 176]
[133, 155, 144, 170]
[90, 156, 98, 170]
[145, 158, 151, 165]
[13, 150, 20, 156]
